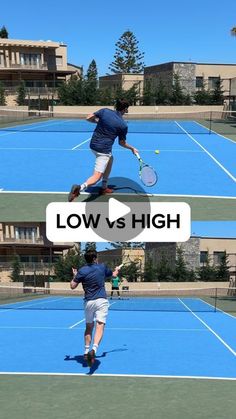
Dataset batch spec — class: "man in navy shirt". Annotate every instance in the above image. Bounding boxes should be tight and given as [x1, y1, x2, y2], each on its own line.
[68, 98, 138, 202]
[70, 249, 120, 366]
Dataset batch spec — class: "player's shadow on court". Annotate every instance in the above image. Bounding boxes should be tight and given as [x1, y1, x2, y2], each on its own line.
[64, 348, 128, 375]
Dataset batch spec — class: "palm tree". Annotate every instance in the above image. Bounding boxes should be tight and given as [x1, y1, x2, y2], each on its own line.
[230, 27, 236, 36]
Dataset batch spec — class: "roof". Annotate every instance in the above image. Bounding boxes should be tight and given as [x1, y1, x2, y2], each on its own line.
[0, 38, 65, 48]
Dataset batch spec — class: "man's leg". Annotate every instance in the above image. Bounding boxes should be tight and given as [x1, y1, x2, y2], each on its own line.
[84, 322, 94, 359]
[87, 299, 108, 365]
[68, 153, 111, 201]
[101, 155, 114, 193]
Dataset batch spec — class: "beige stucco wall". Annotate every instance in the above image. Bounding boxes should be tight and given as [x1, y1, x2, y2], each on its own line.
[200, 238, 236, 253]
[196, 63, 236, 95]
[0, 39, 68, 71]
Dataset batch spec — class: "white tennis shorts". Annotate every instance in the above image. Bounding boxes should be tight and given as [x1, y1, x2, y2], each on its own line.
[84, 298, 109, 324]
[92, 150, 112, 174]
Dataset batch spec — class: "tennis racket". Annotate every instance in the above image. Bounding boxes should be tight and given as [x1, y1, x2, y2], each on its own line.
[135, 153, 158, 187]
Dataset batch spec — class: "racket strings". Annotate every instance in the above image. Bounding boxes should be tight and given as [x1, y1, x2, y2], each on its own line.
[140, 165, 157, 186]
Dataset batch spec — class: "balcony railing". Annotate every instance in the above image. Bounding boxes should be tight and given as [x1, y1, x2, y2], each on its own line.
[0, 261, 55, 272]
[2, 237, 44, 245]
[5, 63, 49, 70]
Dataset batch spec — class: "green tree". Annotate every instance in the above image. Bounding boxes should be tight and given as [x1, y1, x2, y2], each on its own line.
[16, 81, 26, 106]
[170, 74, 186, 105]
[197, 253, 216, 281]
[0, 82, 6, 106]
[57, 76, 85, 105]
[84, 242, 97, 252]
[98, 87, 114, 105]
[230, 27, 236, 36]
[215, 252, 230, 281]
[123, 84, 140, 105]
[120, 260, 141, 282]
[54, 248, 83, 282]
[210, 78, 225, 105]
[194, 83, 212, 105]
[142, 79, 155, 105]
[109, 30, 144, 74]
[84, 59, 98, 105]
[156, 252, 174, 282]
[0, 26, 8, 38]
[155, 80, 170, 105]
[143, 255, 156, 282]
[10, 255, 22, 282]
[173, 247, 188, 281]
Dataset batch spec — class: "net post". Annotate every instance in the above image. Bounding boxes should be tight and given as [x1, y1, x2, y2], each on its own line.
[209, 111, 212, 134]
[214, 287, 217, 312]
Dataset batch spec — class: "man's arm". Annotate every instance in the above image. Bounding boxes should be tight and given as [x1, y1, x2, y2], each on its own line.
[119, 139, 138, 155]
[70, 267, 79, 290]
[86, 113, 99, 123]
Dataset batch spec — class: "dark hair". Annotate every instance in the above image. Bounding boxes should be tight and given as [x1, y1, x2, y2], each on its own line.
[84, 249, 97, 264]
[115, 98, 130, 112]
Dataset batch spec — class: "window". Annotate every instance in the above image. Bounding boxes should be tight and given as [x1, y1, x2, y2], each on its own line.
[200, 251, 208, 264]
[213, 251, 225, 265]
[208, 77, 220, 90]
[56, 55, 63, 66]
[19, 53, 41, 67]
[15, 227, 37, 241]
[0, 52, 5, 67]
[196, 77, 203, 88]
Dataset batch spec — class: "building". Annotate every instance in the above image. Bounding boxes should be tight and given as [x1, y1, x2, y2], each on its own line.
[146, 237, 236, 280]
[0, 222, 75, 282]
[99, 73, 144, 101]
[97, 247, 145, 281]
[0, 38, 78, 106]
[144, 61, 236, 100]
[99, 62, 236, 104]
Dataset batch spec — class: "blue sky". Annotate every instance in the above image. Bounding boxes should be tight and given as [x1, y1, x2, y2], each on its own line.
[1, 0, 236, 75]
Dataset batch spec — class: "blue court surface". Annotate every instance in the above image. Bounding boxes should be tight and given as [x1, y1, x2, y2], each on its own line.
[0, 294, 236, 380]
[0, 117, 236, 198]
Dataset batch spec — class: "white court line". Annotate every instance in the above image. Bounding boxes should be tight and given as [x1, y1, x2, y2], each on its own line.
[0, 147, 73, 151]
[0, 190, 236, 199]
[194, 120, 236, 145]
[0, 326, 71, 330]
[195, 296, 236, 320]
[0, 371, 235, 380]
[0, 325, 208, 332]
[0, 119, 72, 138]
[175, 121, 236, 183]
[0, 296, 70, 313]
[178, 298, 236, 357]
[72, 137, 91, 150]
[69, 301, 117, 328]
[69, 319, 85, 329]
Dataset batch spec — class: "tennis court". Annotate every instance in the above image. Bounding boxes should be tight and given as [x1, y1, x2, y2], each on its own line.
[0, 285, 235, 378]
[0, 108, 236, 221]
[1, 285, 236, 419]
[0, 109, 235, 197]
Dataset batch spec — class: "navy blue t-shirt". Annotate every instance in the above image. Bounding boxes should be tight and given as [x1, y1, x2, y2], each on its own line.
[74, 263, 112, 301]
[90, 108, 128, 154]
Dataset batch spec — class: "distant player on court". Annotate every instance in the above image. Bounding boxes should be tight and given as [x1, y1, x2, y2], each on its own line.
[110, 273, 122, 299]
[70, 249, 120, 366]
[68, 99, 138, 202]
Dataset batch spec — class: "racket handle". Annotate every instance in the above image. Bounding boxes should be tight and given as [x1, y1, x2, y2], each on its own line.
[135, 152, 141, 160]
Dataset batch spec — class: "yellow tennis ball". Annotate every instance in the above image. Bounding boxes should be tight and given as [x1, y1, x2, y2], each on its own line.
[155, 150, 160, 154]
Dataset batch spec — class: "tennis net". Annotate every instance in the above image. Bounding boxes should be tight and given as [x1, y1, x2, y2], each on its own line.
[0, 108, 236, 135]
[0, 285, 235, 313]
